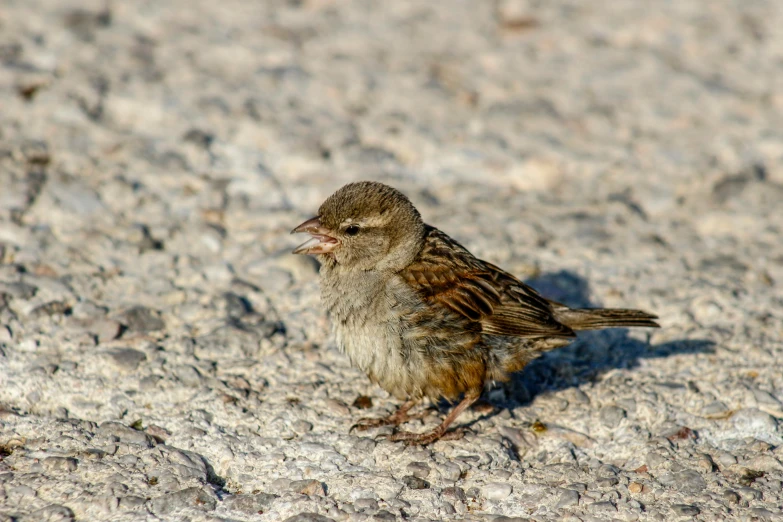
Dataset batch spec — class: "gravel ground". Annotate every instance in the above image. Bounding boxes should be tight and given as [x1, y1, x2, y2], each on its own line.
[1, 0, 783, 520]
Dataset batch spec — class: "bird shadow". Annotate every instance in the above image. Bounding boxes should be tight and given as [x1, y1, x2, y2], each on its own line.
[493, 269, 714, 409]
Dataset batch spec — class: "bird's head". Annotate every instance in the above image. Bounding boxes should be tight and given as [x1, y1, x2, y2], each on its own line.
[292, 181, 425, 271]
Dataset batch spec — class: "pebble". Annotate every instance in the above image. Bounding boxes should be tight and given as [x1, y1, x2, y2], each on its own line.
[291, 479, 327, 496]
[748, 508, 777, 520]
[596, 476, 619, 488]
[148, 486, 217, 514]
[587, 501, 617, 514]
[90, 319, 122, 342]
[671, 504, 700, 516]
[118, 306, 165, 333]
[657, 470, 706, 493]
[406, 461, 430, 478]
[293, 420, 314, 433]
[732, 408, 779, 437]
[437, 462, 462, 482]
[107, 348, 147, 371]
[20, 505, 74, 522]
[722, 490, 740, 503]
[483, 482, 512, 500]
[442, 486, 467, 504]
[600, 406, 627, 428]
[354, 498, 379, 511]
[401, 475, 429, 489]
[556, 488, 580, 508]
[737, 487, 762, 500]
[283, 514, 335, 522]
[628, 482, 644, 494]
[42, 456, 78, 472]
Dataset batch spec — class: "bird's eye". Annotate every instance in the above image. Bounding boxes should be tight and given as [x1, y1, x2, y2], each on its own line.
[345, 224, 360, 236]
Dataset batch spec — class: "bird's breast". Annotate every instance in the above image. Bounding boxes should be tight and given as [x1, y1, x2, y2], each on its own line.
[319, 269, 426, 399]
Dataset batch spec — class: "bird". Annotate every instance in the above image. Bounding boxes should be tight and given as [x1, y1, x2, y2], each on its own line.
[291, 181, 659, 445]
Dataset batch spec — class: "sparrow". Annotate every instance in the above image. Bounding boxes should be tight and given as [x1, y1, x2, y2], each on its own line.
[292, 181, 659, 445]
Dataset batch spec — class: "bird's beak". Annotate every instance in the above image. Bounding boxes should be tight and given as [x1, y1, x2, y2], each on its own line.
[291, 216, 339, 255]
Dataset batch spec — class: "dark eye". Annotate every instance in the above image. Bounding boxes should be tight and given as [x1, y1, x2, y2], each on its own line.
[345, 224, 360, 236]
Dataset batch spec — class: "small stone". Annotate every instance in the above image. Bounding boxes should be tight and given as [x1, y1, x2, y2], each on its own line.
[587, 501, 616, 513]
[748, 439, 773, 452]
[745, 455, 783, 472]
[483, 482, 512, 500]
[437, 462, 461, 482]
[352, 437, 376, 453]
[173, 365, 203, 387]
[556, 488, 579, 508]
[732, 408, 779, 436]
[108, 348, 147, 371]
[71, 300, 108, 319]
[566, 482, 587, 492]
[97, 422, 156, 447]
[290, 479, 326, 496]
[20, 140, 51, 165]
[118, 496, 147, 509]
[715, 451, 737, 468]
[293, 420, 313, 433]
[42, 457, 78, 472]
[283, 514, 335, 522]
[325, 399, 350, 415]
[401, 475, 429, 489]
[146, 425, 171, 441]
[440, 501, 456, 515]
[20, 504, 74, 522]
[658, 469, 706, 493]
[406, 461, 430, 478]
[140, 375, 162, 390]
[148, 486, 217, 514]
[671, 504, 700, 516]
[0, 326, 11, 343]
[283, 513, 336, 522]
[722, 489, 740, 503]
[596, 476, 619, 488]
[442, 486, 467, 503]
[737, 487, 762, 500]
[702, 400, 731, 418]
[119, 306, 165, 333]
[354, 498, 379, 511]
[29, 300, 71, 318]
[498, 426, 537, 449]
[223, 492, 277, 514]
[697, 454, 715, 472]
[90, 319, 122, 342]
[748, 508, 777, 520]
[628, 482, 644, 494]
[600, 406, 626, 428]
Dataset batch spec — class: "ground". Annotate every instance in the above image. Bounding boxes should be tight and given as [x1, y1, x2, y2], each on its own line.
[1, 0, 782, 521]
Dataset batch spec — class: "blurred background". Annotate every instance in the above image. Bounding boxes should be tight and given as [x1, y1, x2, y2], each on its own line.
[1, 1, 782, 520]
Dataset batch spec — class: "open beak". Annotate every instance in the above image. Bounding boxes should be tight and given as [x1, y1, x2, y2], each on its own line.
[291, 216, 339, 255]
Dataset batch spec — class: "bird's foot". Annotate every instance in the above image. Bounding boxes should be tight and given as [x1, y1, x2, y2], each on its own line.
[349, 407, 431, 433]
[386, 427, 466, 446]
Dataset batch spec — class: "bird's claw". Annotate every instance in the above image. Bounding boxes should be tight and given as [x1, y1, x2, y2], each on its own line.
[386, 427, 467, 446]
[349, 417, 393, 433]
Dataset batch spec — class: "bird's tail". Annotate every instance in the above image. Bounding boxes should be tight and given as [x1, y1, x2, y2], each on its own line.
[554, 308, 660, 331]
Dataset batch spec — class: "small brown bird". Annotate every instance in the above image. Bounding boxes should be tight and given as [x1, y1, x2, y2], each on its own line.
[292, 181, 659, 445]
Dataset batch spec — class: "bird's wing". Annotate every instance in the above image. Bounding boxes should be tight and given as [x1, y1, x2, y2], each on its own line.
[401, 227, 575, 339]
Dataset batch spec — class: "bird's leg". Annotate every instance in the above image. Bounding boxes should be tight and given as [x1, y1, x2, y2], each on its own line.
[389, 391, 480, 446]
[350, 399, 423, 432]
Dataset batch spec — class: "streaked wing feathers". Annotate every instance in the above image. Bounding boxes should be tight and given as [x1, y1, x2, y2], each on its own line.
[402, 226, 575, 339]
